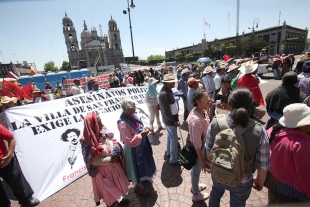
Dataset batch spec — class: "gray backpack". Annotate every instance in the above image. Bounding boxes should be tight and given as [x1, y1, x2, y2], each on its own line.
[211, 114, 254, 189]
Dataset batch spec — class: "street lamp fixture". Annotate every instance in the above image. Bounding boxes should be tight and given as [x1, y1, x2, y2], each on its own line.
[123, 0, 136, 64]
[248, 18, 260, 55]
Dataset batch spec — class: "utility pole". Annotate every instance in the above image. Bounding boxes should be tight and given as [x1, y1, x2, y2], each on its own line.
[236, 0, 240, 36]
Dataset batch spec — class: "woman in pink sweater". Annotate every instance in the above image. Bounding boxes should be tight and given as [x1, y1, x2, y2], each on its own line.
[266, 103, 310, 204]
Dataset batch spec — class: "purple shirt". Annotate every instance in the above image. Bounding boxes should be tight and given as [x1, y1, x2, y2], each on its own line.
[297, 72, 310, 96]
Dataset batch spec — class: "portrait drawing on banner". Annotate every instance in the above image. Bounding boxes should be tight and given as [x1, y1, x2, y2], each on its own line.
[60, 128, 81, 169]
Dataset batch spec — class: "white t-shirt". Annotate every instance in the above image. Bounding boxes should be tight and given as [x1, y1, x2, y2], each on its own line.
[71, 85, 84, 96]
[34, 97, 42, 103]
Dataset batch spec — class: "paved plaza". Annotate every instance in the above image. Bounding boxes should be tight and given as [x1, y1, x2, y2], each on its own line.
[5, 75, 280, 207]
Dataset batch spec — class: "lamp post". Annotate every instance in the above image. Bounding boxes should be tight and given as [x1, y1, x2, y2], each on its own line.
[248, 18, 260, 55]
[123, 0, 136, 64]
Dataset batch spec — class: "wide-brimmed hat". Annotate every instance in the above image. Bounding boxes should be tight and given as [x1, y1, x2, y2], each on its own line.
[33, 88, 41, 93]
[162, 74, 176, 82]
[181, 68, 191, 75]
[0, 96, 17, 104]
[238, 61, 258, 74]
[204, 66, 213, 74]
[227, 64, 239, 72]
[144, 76, 150, 81]
[279, 103, 310, 128]
[261, 48, 266, 51]
[148, 77, 159, 85]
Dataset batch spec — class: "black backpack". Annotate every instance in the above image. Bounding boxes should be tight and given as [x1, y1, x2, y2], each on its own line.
[179, 136, 197, 170]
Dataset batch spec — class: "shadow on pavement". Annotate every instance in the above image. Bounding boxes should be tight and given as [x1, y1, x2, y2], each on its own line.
[191, 201, 208, 207]
[149, 131, 163, 146]
[160, 158, 183, 188]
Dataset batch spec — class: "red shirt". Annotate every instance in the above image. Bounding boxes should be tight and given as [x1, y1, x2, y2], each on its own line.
[0, 124, 14, 159]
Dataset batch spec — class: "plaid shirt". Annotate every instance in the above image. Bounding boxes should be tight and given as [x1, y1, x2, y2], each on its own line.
[297, 72, 310, 96]
[205, 113, 270, 184]
[266, 84, 306, 114]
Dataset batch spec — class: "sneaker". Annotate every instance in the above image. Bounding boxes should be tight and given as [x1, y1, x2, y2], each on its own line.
[190, 183, 207, 193]
[192, 192, 209, 202]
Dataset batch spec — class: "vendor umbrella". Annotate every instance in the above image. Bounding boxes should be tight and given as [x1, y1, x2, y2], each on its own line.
[196, 57, 211, 63]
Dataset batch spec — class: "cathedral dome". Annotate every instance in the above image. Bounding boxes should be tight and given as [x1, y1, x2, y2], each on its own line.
[62, 12, 73, 25]
[81, 29, 92, 38]
[108, 16, 117, 25]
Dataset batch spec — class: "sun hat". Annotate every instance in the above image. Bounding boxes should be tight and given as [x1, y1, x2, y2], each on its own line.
[181, 68, 191, 75]
[227, 64, 239, 72]
[0, 96, 17, 104]
[144, 76, 150, 81]
[279, 103, 310, 128]
[187, 78, 198, 86]
[261, 48, 266, 51]
[238, 61, 258, 74]
[33, 88, 41, 93]
[162, 74, 176, 82]
[124, 75, 128, 79]
[127, 77, 134, 83]
[204, 66, 213, 74]
[148, 77, 159, 85]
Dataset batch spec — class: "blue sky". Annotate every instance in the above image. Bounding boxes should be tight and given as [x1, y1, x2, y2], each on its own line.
[0, 0, 309, 71]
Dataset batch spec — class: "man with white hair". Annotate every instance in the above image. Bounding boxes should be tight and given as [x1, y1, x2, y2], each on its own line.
[159, 74, 181, 166]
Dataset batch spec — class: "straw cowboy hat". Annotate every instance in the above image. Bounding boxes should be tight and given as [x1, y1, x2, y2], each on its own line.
[181, 68, 191, 75]
[279, 103, 310, 128]
[204, 66, 213, 74]
[162, 74, 176, 82]
[227, 64, 240, 73]
[0, 96, 17, 104]
[33, 88, 41, 93]
[238, 61, 258, 74]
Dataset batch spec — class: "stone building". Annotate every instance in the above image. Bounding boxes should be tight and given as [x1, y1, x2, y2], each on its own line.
[166, 21, 308, 58]
[62, 13, 124, 69]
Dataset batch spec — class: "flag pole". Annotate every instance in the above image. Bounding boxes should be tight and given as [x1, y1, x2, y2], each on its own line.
[203, 18, 206, 40]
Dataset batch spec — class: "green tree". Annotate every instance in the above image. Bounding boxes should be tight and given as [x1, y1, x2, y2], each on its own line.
[175, 52, 182, 59]
[305, 38, 310, 50]
[241, 36, 269, 56]
[44, 61, 58, 72]
[60, 61, 70, 71]
[220, 41, 230, 54]
[185, 53, 194, 62]
[147, 55, 165, 61]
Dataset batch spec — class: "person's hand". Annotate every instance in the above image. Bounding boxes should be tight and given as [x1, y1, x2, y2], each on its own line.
[110, 154, 119, 163]
[140, 129, 149, 137]
[174, 121, 180, 127]
[0, 155, 12, 169]
[252, 176, 264, 191]
[200, 160, 208, 173]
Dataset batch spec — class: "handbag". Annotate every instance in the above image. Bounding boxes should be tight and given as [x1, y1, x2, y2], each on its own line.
[178, 129, 197, 170]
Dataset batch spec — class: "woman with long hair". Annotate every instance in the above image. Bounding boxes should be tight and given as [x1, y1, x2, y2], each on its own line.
[80, 114, 129, 207]
[205, 88, 270, 207]
[117, 98, 156, 195]
[265, 103, 310, 204]
[145, 77, 164, 134]
[187, 89, 210, 202]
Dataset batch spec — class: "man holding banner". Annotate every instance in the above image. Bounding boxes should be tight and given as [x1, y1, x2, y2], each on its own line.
[0, 125, 40, 207]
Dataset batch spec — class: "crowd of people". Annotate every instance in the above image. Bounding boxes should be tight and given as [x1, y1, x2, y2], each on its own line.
[1, 51, 310, 207]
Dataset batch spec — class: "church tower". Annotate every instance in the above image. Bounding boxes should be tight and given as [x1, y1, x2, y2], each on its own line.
[108, 16, 122, 50]
[62, 12, 79, 54]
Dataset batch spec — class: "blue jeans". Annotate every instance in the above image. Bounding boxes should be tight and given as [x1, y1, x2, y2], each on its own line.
[191, 152, 201, 194]
[273, 69, 282, 79]
[209, 177, 254, 207]
[165, 125, 179, 163]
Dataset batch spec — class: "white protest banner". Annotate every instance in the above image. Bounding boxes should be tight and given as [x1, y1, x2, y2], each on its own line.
[4, 86, 153, 201]
[4, 84, 183, 201]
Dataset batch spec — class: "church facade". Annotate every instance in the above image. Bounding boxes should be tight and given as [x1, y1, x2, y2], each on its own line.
[62, 13, 125, 69]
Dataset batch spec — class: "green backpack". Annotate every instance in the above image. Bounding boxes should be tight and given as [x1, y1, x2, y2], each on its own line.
[211, 114, 254, 189]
